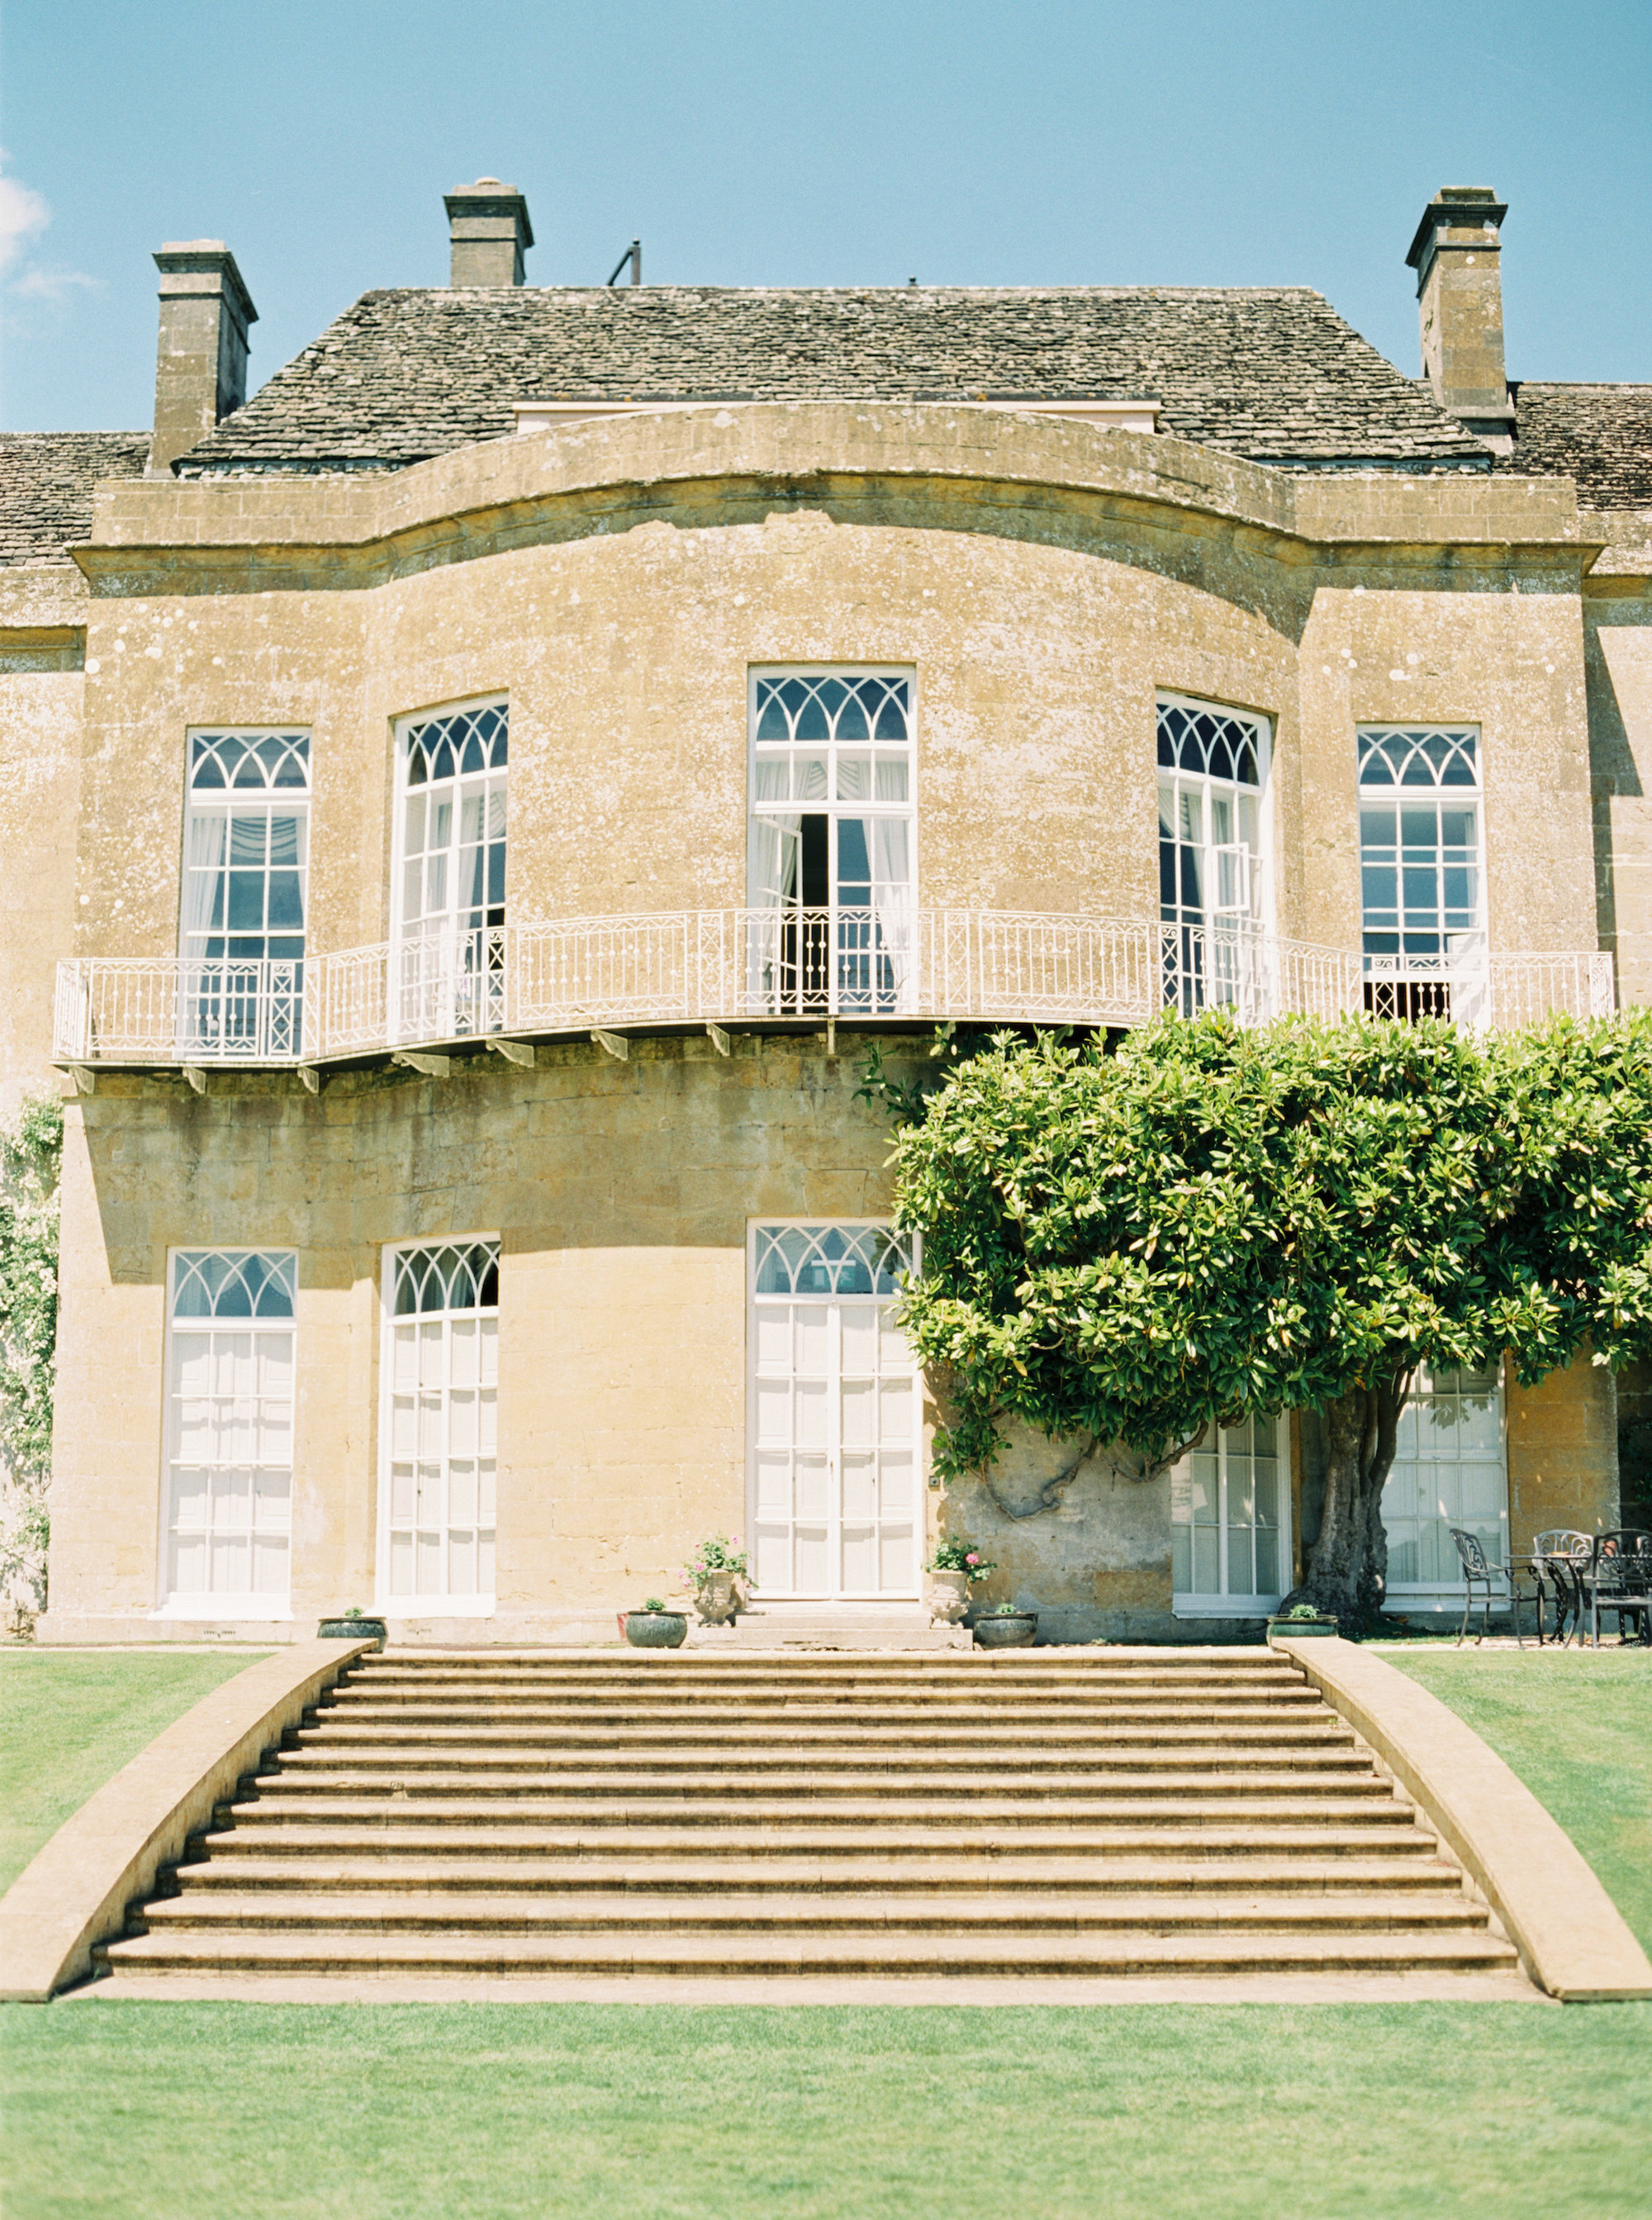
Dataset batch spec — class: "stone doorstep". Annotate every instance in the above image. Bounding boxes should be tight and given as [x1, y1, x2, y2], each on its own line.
[73, 1970, 1550, 2006]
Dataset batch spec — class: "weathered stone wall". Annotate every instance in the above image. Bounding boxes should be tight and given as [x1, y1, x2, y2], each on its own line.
[40, 1034, 939, 1642]
[1585, 569, 1652, 1007]
[1506, 1353, 1619, 1549]
[0, 567, 92, 1115]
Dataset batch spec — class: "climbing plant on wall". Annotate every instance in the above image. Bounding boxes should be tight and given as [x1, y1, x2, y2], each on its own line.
[867, 1010, 1652, 1632]
[0, 1096, 63, 1610]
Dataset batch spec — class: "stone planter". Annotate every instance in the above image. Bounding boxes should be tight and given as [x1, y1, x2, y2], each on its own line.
[1267, 1614, 1339, 1643]
[318, 1616, 386, 1648]
[973, 1611, 1037, 1648]
[927, 1570, 972, 1626]
[694, 1571, 741, 1624]
[624, 1609, 688, 1648]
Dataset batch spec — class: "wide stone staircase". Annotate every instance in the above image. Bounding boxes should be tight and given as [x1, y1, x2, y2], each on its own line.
[98, 1647, 1525, 1990]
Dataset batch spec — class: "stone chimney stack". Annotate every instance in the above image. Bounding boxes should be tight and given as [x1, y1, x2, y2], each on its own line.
[150, 242, 258, 475]
[444, 178, 534, 287]
[1405, 187, 1514, 453]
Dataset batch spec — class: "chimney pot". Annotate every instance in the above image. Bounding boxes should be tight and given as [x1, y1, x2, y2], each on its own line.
[444, 178, 534, 288]
[150, 241, 259, 475]
[1406, 187, 1513, 450]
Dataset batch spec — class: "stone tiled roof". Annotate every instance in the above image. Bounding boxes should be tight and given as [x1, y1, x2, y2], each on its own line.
[1503, 383, 1652, 511]
[173, 285, 1493, 476]
[0, 431, 150, 565]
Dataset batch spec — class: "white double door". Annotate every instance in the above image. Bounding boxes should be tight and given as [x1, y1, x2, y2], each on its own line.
[751, 1291, 921, 1599]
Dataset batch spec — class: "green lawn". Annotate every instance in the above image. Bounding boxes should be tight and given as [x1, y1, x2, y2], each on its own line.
[3, 1999, 1650, 2220]
[2, 1647, 1648, 2220]
[0, 1649, 269, 1892]
[1378, 1645, 1652, 1952]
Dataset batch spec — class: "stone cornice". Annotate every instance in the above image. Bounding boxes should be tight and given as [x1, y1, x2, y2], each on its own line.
[69, 403, 1599, 599]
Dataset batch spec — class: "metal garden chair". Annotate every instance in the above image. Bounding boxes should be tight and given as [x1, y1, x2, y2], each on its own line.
[1450, 1527, 1530, 1647]
[1583, 1528, 1652, 1647]
[1528, 1529, 1593, 1646]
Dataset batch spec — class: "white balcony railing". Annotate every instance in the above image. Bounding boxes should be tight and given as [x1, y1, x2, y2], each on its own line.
[52, 911, 1617, 1069]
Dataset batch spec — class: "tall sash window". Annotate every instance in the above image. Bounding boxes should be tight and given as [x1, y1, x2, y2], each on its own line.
[749, 672, 914, 1014]
[180, 732, 310, 1057]
[392, 700, 508, 1042]
[1357, 728, 1483, 1021]
[162, 1249, 296, 1611]
[1157, 696, 1268, 1015]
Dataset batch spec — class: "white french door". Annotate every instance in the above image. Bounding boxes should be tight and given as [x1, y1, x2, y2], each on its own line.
[161, 1249, 296, 1614]
[1172, 1414, 1289, 1619]
[378, 1240, 499, 1612]
[1381, 1365, 1507, 1609]
[749, 1223, 921, 1599]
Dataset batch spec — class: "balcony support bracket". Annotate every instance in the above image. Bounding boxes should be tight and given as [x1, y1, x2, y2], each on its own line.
[297, 1067, 323, 1095]
[64, 1064, 96, 1096]
[705, 1023, 731, 1057]
[487, 1039, 537, 1068]
[392, 1051, 452, 1078]
[182, 1066, 207, 1096]
[592, 1029, 629, 1062]
[825, 1018, 837, 1059]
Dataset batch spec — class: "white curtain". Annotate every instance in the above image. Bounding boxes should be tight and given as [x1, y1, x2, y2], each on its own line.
[871, 817, 912, 1003]
[181, 812, 226, 946]
[748, 813, 800, 1010]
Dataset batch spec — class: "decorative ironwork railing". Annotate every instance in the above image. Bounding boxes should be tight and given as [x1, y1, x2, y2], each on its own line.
[53, 911, 1617, 1067]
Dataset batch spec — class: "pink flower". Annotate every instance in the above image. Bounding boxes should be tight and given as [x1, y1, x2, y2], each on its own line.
[966, 1552, 979, 1565]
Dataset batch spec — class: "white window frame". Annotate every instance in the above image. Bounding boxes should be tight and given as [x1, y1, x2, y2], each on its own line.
[1380, 1363, 1509, 1614]
[746, 1218, 924, 1602]
[1170, 1414, 1293, 1621]
[747, 668, 919, 1015]
[389, 696, 510, 1044]
[1156, 692, 1275, 1016]
[375, 1234, 501, 1618]
[155, 1247, 297, 1619]
[178, 729, 311, 1061]
[1356, 725, 1487, 1020]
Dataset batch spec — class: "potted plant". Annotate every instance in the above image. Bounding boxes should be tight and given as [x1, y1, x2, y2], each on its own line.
[683, 1533, 751, 1624]
[925, 1538, 996, 1625]
[973, 1601, 1037, 1648]
[622, 1598, 689, 1648]
[317, 1604, 387, 1649]
[1266, 1600, 1340, 1643]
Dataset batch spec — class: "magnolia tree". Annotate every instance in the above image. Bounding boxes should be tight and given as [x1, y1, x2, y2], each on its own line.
[865, 1010, 1652, 1630]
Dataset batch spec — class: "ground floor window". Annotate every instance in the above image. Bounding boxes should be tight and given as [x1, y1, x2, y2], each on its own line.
[378, 1239, 500, 1611]
[748, 1222, 921, 1599]
[1381, 1363, 1507, 1609]
[161, 1249, 295, 1611]
[1171, 1414, 1288, 1619]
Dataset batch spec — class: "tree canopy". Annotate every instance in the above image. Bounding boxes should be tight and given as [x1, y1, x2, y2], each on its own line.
[867, 1010, 1652, 1623]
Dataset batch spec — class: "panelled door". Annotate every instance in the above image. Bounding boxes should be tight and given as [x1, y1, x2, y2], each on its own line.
[749, 1223, 921, 1599]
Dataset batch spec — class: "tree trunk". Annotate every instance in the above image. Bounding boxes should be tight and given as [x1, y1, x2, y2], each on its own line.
[1284, 1376, 1407, 1633]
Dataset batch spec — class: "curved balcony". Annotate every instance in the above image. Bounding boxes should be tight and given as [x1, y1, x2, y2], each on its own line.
[52, 910, 1617, 1073]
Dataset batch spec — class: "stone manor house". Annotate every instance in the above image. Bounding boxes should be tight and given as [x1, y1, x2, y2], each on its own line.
[2, 179, 1650, 1645]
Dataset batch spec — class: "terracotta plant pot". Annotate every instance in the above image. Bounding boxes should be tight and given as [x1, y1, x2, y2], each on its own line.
[624, 1609, 688, 1648]
[926, 1570, 971, 1626]
[694, 1570, 740, 1624]
[318, 1616, 386, 1648]
[974, 1611, 1037, 1648]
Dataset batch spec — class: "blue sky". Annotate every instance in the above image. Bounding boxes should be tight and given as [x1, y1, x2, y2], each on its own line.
[4, 0, 1648, 432]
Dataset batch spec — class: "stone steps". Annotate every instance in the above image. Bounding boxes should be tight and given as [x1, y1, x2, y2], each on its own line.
[131, 1890, 1493, 1936]
[101, 1928, 1520, 1979]
[169, 1854, 1463, 1894]
[95, 1646, 1523, 1993]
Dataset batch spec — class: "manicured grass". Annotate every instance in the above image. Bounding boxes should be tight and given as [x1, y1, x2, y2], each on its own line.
[2, 1999, 1650, 2220]
[1377, 1645, 1652, 1951]
[0, 1649, 269, 1892]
